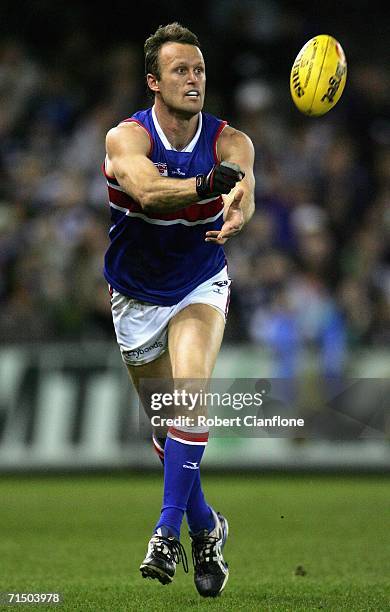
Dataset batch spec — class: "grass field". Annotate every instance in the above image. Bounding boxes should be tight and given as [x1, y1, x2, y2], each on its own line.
[0, 473, 389, 611]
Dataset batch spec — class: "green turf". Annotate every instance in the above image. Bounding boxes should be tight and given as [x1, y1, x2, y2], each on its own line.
[0, 473, 389, 611]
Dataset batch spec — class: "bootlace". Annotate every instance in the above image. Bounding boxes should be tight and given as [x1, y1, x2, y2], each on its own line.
[170, 538, 189, 573]
[154, 536, 189, 573]
[192, 534, 218, 567]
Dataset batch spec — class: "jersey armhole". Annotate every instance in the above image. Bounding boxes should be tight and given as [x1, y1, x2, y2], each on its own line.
[102, 157, 116, 181]
[119, 118, 154, 158]
[213, 121, 228, 163]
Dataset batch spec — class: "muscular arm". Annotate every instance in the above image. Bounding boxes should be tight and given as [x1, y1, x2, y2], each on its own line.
[218, 126, 255, 225]
[204, 126, 255, 245]
[106, 122, 199, 213]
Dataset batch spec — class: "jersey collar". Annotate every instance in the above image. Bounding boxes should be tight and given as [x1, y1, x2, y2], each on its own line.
[152, 106, 202, 153]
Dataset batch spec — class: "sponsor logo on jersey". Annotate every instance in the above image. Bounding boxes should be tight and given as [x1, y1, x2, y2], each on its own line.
[171, 167, 186, 177]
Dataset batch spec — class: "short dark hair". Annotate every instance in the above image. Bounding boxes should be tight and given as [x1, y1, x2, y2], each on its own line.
[144, 22, 200, 79]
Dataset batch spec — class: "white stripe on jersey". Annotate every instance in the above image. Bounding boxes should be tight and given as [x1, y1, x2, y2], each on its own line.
[107, 181, 126, 192]
[109, 202, 224, 226]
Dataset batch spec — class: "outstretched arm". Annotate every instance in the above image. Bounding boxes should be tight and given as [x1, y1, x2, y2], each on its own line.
[205, 127, 255, 245]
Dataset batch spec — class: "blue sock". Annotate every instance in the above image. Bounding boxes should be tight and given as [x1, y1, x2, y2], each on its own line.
[154, 434, 207, 539]
[186, 471, 215, 534]
[152, 433, 214, 534]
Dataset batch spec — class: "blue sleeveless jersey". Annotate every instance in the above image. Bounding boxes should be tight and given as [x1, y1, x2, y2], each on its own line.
[103, 106, 228, 305]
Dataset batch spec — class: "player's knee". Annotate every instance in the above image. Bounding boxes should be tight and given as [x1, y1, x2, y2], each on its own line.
[172, 379, 209, 418]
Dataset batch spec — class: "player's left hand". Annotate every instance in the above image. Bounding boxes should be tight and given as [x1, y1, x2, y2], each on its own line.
[205, 189, 244, 245]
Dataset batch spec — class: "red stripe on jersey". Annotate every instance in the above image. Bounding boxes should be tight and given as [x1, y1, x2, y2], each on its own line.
[150, 198, 223, 222]
[213, 121, 228, 163]
[108, 185, 224, 221]
[168, 427, 209, 443]
[108, 185, 142, 210]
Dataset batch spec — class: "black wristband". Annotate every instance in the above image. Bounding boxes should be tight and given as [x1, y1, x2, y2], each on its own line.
[196, 174, 208, 198]
[196, 162, 245, 199]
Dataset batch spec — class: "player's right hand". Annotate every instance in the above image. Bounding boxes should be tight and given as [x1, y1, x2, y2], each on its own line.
[205, 188, 245, 245]
[196, 162, 245, 198]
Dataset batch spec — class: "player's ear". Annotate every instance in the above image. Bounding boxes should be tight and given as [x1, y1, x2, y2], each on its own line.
[147, 73, 160, 93]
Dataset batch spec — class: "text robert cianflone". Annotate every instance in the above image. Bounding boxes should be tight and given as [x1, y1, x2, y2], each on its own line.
[150, 415, 305, 428]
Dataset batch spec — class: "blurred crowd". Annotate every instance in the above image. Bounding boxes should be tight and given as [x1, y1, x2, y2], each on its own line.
[0, 2, 389, 375]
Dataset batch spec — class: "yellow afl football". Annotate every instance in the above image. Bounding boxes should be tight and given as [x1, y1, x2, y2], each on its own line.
[290, 34, 347, 116]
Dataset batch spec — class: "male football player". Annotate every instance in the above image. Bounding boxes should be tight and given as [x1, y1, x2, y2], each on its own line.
[103, 22, 255, 597]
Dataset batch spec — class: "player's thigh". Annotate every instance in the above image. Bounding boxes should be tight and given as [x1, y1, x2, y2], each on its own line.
[168, 303, 225, 379]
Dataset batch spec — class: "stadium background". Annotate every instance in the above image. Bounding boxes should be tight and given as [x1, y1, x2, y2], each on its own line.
[0, 0, 388, 471]
[0, 3, 389, 610]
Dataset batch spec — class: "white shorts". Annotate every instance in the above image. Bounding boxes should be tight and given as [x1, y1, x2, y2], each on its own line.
[110, 267, 231, 366]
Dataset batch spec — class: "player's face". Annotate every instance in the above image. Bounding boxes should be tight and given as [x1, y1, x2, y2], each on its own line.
[151, 43, 206, 117]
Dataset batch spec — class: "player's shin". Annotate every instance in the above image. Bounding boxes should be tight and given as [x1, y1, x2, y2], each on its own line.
[154, 425, 209, 539]
[151, 433, 214, 533]
[186, 471, 214, 534]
